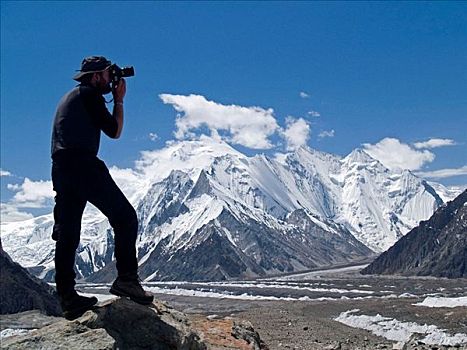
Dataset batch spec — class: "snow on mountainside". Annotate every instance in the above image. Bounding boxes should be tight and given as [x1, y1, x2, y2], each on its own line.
[1, 136, 446, 281]
[336, 150, 443, 251]
[426, 182, 466, 204]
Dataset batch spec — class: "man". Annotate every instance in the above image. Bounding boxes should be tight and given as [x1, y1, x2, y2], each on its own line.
[51, 56, 153, 320]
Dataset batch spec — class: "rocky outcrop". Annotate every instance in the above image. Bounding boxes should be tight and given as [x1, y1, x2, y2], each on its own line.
[361, 190, 467, 278]
[0, 244, 61, 316]
[2, 298, 268, 349]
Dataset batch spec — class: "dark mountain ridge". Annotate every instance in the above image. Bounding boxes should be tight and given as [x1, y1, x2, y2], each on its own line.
[0, 240, 61, 316]
[361, 190, 467, 278]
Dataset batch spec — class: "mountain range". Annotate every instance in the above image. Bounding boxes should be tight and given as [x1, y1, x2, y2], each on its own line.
[361, 190, 466, 278]
[1, 136, 458, 281]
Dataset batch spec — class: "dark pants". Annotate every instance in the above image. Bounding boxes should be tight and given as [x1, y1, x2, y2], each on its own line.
[51, 154, 138, 296]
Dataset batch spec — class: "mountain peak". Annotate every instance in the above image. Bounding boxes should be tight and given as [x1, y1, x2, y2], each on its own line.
[166, 135, 245, 160]
[136, 136, 246, 183]
[281, 146, 342, 169]
[344, 148, 375, 163]
[292, 145, 337, 159]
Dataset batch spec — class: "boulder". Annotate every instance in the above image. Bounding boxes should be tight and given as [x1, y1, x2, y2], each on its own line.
[2, 297, 268, 349]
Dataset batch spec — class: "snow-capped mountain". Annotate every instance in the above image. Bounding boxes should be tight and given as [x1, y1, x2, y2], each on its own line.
[361, 190, 467, 278]
[1, 136, 453, 281]
[426, 182, 466, 204]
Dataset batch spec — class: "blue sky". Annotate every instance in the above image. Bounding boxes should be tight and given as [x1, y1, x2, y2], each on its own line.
[1, 1, 466, 220]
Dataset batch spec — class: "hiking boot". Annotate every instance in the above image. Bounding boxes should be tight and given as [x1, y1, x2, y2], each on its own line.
[109, 277, 154, 305]
[59, 291, 98, 320]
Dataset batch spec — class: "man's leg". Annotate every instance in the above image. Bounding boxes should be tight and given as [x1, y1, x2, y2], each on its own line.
[87, 173, 139, 279]
[86, 160, 152, 304]
[52, 190, 87, 296]
[52, 160, 98, 319]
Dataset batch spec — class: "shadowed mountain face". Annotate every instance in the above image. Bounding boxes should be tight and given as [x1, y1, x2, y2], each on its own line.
[0, 244, 61, 316]
[361, 190, 467, 278]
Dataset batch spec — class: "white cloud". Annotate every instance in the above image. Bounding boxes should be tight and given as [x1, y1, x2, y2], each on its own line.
[416, 165, 467, 179]
[299, 91, 310, 99]
[1, 169, 12, 177]
[2, 168, 144, 221]
[149, 132, 159, 141]
[7, 178, 54, 208]
[307, 110, 320, 117]
[282, 117, 310, 151]
[363, 138, 435, 171]
[159, 94, 279, 149]
[6, 184, 19, 191]
[108, 167, 144, 203]
[318, 129, 335, 139]
[2, 177, 54, 222]
[0, 203, 34, 222]
[1, 167, 146, 222]
[413, 138, 457, 149]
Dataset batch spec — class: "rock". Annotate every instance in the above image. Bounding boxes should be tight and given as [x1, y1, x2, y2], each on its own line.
[231, 319, 268, 350]
[0, 309, 61, 330]
[0, 247, 61, 316]
[2, 298, 268, 349]
[324, 342, 341, 350]
[2, 320, 116, 350]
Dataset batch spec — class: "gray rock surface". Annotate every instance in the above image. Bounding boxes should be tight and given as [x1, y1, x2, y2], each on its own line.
[2, 298, 267, 349]
[362, 190, 467, 278]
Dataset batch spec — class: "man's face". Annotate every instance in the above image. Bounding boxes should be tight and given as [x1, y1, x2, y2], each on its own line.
[95, 69, 112, 95]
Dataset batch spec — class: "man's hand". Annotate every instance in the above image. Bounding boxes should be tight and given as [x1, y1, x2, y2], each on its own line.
[113, 78, 126, 103]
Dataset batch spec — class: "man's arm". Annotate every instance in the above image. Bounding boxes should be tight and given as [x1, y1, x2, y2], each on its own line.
[112, 78, 126, 139]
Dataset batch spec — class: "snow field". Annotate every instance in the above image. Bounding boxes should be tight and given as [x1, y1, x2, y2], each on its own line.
[335, 309, 467, 346]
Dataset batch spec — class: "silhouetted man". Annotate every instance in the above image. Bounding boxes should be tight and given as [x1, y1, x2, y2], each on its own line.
[51, 56, 152, 320]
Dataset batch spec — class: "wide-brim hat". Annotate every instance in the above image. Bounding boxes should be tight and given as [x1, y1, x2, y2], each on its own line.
[73, 56, 112, 81]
